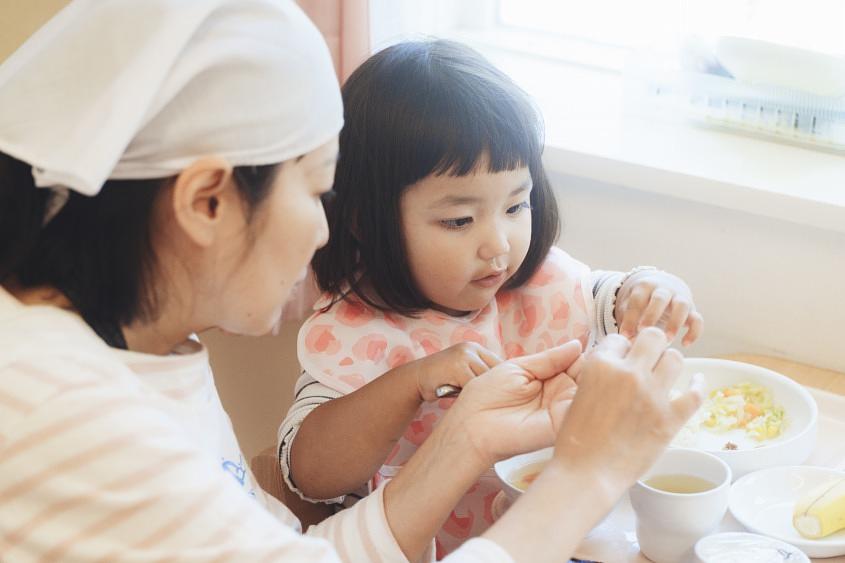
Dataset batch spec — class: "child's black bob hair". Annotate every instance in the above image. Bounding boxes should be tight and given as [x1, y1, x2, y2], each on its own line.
[313, 40, 560, 315]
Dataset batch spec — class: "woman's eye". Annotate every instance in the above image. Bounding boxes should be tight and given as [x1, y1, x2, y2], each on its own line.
[507, 201, 531, 215]
[440, 217, 473, 230]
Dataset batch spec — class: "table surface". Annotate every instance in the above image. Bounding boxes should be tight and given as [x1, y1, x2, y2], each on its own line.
[573, 354, 845, 563]
[722, 354, 845, 397]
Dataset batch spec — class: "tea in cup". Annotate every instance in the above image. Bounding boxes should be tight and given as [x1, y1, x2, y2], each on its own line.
[629, 448, 732, 563]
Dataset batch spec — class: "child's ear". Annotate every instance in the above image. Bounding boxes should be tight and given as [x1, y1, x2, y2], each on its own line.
[170, 157, 235, 247]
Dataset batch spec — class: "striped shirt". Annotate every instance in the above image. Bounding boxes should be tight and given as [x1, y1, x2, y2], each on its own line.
[0, 287, 511, 562]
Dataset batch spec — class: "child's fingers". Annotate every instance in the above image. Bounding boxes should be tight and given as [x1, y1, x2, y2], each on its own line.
[637, 288, 672, 330]
[467, 359, 491, 378]
[681, 312, 704, 347]
[618, 284, 650, 338]
[478, 348, 504, 369]
[511, 339, 582, 381]
[663, 297, 692, 341]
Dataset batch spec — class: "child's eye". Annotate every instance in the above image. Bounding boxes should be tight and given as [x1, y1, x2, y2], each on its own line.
[507, 201, 532, 215]
[440, 217, 473, 230]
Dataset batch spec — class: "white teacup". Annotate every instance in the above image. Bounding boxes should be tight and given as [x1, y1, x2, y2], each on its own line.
[629, 448, 732, 563]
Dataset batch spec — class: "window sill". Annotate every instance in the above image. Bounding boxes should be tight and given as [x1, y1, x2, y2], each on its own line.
[452, 35, 845, 234]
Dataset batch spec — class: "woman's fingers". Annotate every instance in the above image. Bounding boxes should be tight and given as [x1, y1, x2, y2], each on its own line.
[652, 346, 684, 393]
[626, 326, 669, 371]
[637, 288, 672, 330]
[511, 339, 582, 381]
[598, 333, 631, 356]
[671, 372, 705, 422]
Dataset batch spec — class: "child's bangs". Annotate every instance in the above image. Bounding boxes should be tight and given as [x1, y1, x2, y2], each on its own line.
[434, 108, 537, 179]
[425, 94, 541, 179]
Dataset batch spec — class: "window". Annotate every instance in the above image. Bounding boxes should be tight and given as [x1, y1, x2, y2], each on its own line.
[372, 0, 845, 72]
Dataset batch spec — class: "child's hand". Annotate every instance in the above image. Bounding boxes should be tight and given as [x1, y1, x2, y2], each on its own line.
[414, 342, 503, 402]
[615, 270, 703, 346]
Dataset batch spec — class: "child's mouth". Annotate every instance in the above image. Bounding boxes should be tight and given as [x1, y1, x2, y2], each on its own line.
[472, 271, 506, 288]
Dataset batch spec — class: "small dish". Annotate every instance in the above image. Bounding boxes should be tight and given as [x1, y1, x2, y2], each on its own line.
[729, 466, 845, 558]
[694, 531, 809, 562]
[671, 358, 818, 480]
[493, 447, 552, 503]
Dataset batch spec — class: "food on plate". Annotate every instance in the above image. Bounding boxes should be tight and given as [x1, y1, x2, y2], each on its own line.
[673, 381, 787, 450]
[703, 382, 785, 440]
[793, 476, 845, 539]
[702, 382, 786, 442]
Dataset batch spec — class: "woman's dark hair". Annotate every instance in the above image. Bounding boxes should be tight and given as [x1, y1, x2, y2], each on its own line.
[312, 40, 560, 315]
[0, 153, 279, 348]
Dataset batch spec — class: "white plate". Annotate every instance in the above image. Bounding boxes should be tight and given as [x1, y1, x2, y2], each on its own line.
[729, 466, 845, 558]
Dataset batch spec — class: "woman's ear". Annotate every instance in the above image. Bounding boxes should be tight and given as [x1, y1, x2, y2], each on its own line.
[170, 157, 236, 247]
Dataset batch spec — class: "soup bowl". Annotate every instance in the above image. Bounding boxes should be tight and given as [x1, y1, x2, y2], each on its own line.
[493, 447, 552, 504]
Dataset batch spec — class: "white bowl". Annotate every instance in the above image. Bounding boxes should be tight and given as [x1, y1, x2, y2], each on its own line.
[729, 466, 845, 558]
[671, 358, 818, 480]
[493, 447, 552, 504]
[694, 531, 809, 563]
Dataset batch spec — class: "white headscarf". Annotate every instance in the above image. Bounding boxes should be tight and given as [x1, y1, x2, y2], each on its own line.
[0, 0, 343, 197]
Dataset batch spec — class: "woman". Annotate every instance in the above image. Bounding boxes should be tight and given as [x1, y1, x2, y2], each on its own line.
[0, 1, 701, 561]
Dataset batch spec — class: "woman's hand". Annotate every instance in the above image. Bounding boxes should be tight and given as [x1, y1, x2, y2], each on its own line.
[481, 328, 703, 562]
[615, 270, 703, 346]
[445, 340, 584, 467]
[554, 328, 703, 487]
[412, 342, 503, 402]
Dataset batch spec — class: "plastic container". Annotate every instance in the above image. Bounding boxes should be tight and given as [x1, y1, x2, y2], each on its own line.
[625, 40, 845, 152]
[639, 70, 845, 151]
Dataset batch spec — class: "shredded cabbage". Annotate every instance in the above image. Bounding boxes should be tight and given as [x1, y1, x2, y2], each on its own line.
[702, 382, 785, 441]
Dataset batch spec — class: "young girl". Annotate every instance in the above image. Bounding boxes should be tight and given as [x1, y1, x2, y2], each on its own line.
[279, 40, 703, 556]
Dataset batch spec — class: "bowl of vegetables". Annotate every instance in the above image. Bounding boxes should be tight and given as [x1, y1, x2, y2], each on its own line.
[671, 358, 818, 480]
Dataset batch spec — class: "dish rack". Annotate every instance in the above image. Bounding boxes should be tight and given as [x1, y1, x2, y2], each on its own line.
[629, 69, 845, 153]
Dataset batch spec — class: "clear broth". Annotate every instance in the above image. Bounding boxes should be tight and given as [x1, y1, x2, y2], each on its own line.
[508, 460, 548, 492]
[643, 473, 717, 494]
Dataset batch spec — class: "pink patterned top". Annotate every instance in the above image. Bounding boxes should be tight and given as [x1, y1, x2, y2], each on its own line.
[297, 246, 594, 555]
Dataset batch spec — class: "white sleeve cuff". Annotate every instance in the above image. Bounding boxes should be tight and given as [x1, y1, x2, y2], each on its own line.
[441, 538, 515, 563]
[591, 270, 624, 338]
[278, 372, 345, 504]
[304, 484, 412, 562]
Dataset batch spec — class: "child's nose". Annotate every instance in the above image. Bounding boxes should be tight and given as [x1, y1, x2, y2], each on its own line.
[479, 227, 510, 262]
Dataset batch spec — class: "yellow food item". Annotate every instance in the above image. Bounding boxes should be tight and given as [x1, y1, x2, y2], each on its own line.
[793, 476, 845, 539]
[702, 382, 785, 441]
